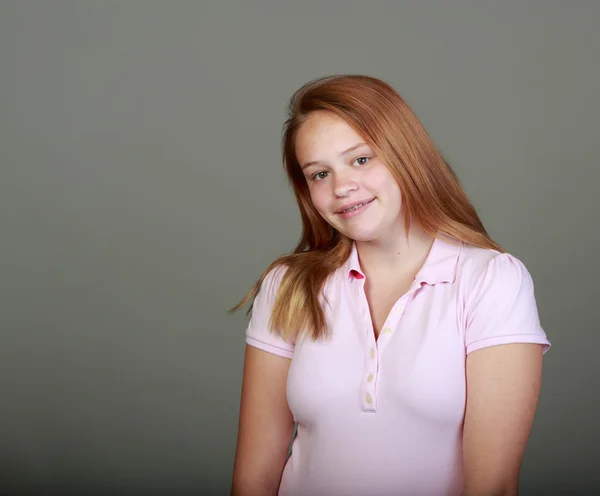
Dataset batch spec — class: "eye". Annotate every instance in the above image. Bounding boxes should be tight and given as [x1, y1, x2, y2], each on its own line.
[311, 171, 329, 181]
[352, 156, 370, 166]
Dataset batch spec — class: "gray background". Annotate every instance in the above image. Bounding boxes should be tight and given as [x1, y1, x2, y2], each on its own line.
[1, 1, 598, 495]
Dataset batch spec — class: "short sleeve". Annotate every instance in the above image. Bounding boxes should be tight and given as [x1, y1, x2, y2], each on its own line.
[245, 266, 295, 359]
[465, 253, 551, 355]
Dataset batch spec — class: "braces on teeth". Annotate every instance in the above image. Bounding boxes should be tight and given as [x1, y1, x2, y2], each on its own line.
[343, 202, 367, 213]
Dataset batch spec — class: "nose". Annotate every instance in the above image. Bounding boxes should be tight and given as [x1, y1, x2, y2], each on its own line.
[333, 172, 359, 198]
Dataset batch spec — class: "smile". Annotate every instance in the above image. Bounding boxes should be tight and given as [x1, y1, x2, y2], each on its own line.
[342, 201, 369, 213]
[337, 198, 375, 218]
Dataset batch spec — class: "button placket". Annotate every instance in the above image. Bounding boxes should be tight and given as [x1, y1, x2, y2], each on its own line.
[360, 338, 379, 411]
[358, 277, 424, 412]
[357, 278, 378, 410]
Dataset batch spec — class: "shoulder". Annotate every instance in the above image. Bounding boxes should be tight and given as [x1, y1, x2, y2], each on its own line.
[258, 264, 288, 299]
[456, 243, 535, 294]
[254, 264, 288, 305]
[247, 263, 289, 329]
[246, 263, 295, 357]
[454, 243, 550, 354]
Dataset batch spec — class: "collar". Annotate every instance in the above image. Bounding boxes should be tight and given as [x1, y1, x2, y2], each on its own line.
[345, 234, 461, 285]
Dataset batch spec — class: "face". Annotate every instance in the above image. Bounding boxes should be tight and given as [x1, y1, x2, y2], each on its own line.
[295, 111, 403, 243]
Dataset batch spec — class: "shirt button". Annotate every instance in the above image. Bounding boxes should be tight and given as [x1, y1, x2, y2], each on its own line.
[370, 348, 376, 358]
[382, 327, 392, 335]
[365, 393, 373, 404]
[367, 373, 375, 382]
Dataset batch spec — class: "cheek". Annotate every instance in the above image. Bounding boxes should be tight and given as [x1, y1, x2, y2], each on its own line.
[370, 168, 402, 207]
[308, 184, 330, 212]
[384, 179, 402, 200]
[365, 166, 392, 193]
[375, 166, 399, 190]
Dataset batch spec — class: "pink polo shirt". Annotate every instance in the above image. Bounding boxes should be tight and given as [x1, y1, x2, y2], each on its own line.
[245, 235, 551, 496]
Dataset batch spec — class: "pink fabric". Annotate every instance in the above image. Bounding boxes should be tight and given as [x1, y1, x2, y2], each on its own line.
[245, 235, 551, 496]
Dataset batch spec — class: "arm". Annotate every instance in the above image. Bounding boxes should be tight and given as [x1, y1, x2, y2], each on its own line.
[462, 343, 544, 496]
[231, 344, 295, 496]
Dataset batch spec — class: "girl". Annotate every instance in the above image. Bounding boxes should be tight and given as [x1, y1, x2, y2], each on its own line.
[230, 75, 551, 496]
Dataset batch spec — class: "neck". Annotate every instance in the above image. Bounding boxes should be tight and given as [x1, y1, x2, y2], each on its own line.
[355, 220, 435, 279]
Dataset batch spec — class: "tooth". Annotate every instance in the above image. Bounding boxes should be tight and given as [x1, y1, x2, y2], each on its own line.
[344, 202, 364, 213]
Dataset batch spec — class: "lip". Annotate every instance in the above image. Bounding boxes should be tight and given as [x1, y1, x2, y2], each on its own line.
[335, 198, 375, 214]
[335, 198, 375, 219]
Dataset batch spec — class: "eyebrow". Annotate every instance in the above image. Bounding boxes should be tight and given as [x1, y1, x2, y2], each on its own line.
[300, 142, 370, 170]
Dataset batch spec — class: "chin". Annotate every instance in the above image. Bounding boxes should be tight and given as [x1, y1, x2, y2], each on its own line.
[336, 226, 383, 243]
[350, 233, 382, 243]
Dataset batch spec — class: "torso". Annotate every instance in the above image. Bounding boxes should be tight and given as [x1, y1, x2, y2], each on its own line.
[247, 236, 550, 496]
[282, 249, 469, 496]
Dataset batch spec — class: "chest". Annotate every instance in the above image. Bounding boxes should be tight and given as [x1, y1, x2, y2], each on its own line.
[287, 284, 467, 425]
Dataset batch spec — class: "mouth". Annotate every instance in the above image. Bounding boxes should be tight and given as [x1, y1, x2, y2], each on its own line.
[336, 198, 375, 214]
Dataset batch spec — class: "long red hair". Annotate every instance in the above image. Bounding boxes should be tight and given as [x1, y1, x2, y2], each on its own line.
[231, 74, 503, 341]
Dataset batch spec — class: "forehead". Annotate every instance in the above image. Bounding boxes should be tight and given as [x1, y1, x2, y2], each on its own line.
[295, 111, 366, 163]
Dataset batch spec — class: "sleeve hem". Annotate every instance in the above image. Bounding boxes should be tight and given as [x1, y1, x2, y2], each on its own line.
[246, 336, 294, 359]
[466, 333, 551, 355]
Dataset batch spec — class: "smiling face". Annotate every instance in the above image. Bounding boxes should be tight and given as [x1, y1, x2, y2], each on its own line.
[295, 111, 404, 243]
